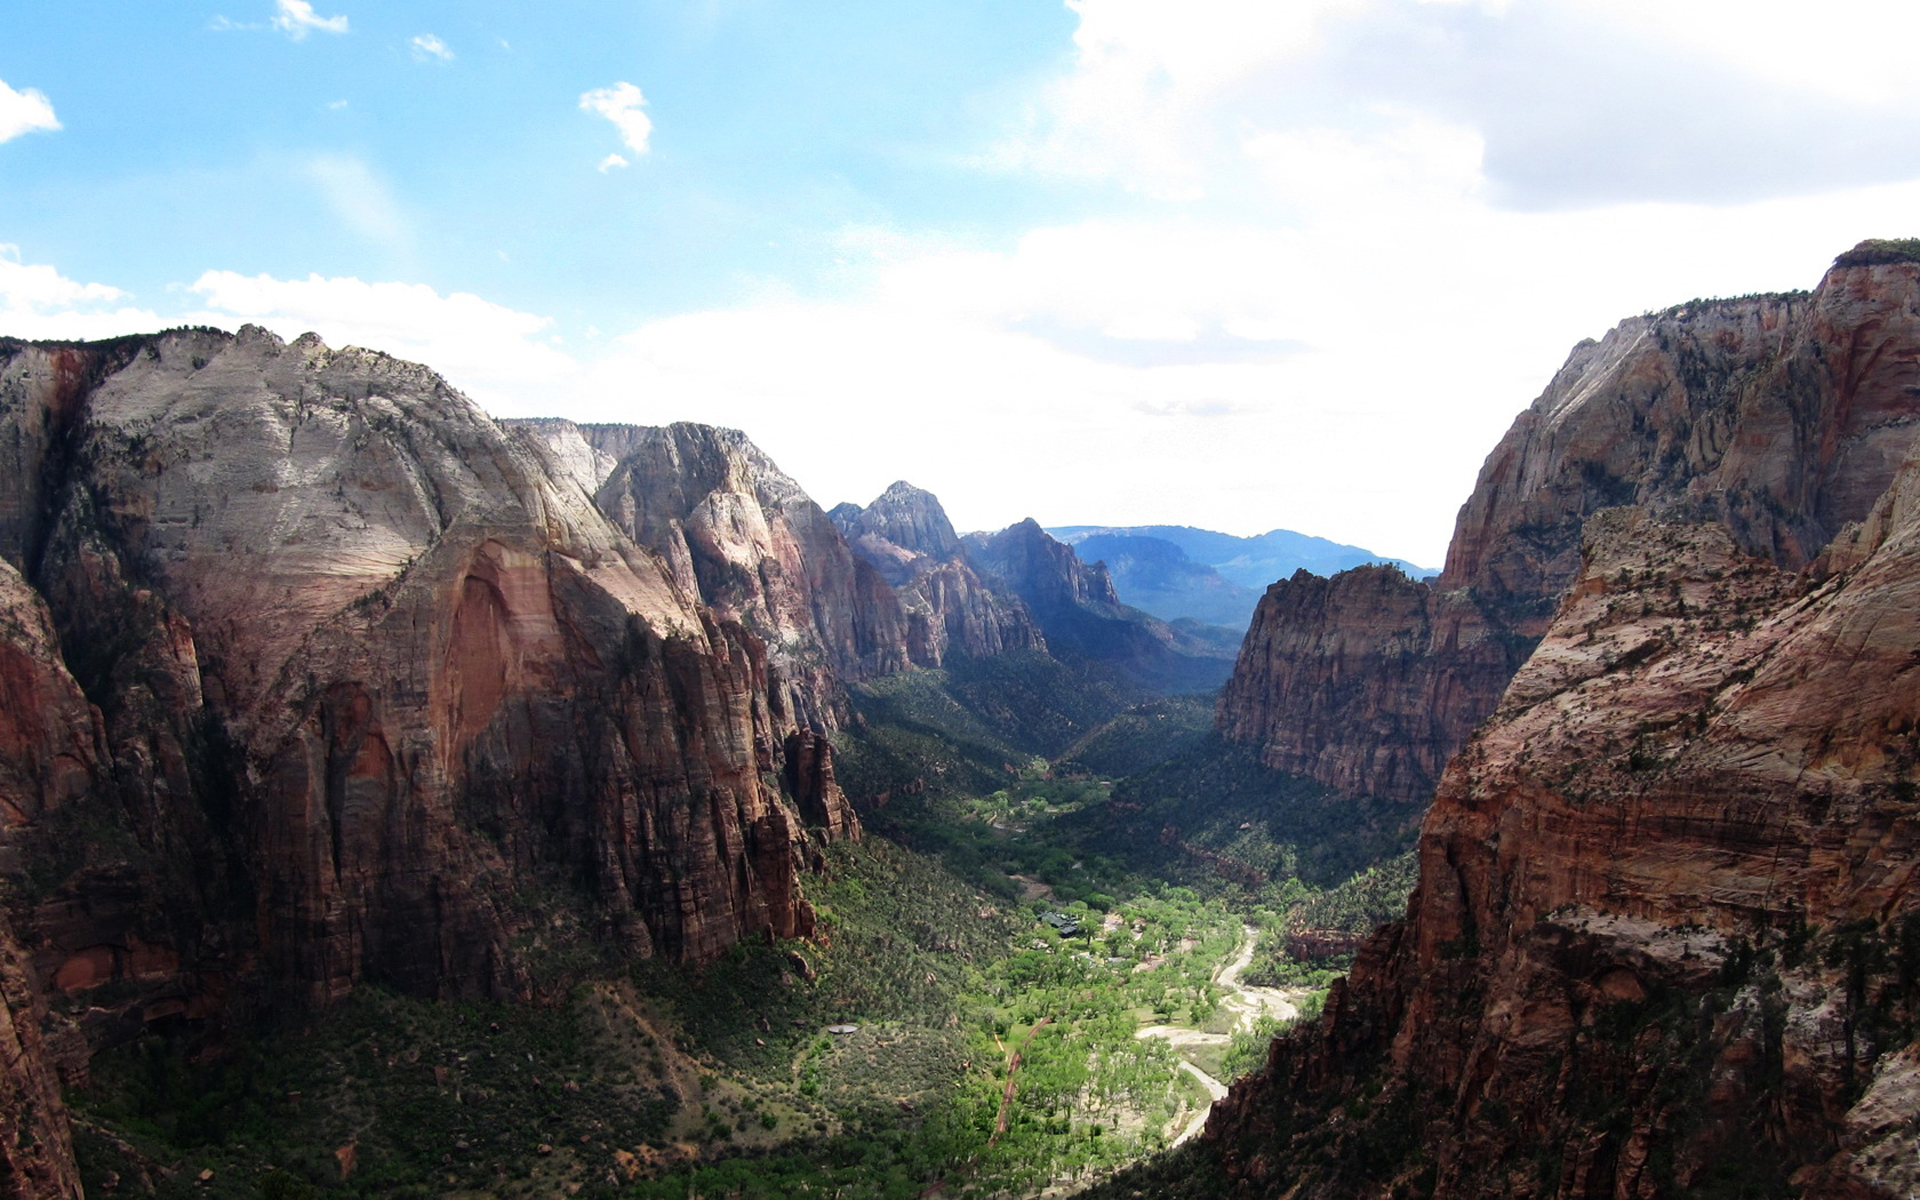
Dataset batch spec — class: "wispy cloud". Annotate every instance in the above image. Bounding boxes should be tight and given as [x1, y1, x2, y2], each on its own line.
[299, 154, 410, 254]
[0, 79, 60, 143]
[597, 153, 629, 173]
[272, 0, 348, 40]
[410, 33, 453, 63]
[579, 82, 653, 158]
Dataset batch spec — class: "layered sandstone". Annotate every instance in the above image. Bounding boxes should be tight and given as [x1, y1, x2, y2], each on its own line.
[0, 909, 77, 1200]
[574, 422, 914, 726]
[1189, 492, 1920, 1198]
[1215, 566, 1519, 805]
[831, 482, 1043, 666]
[1220, 255, 1920, 805]
[966, 519, 1235, 690]
[0, 328, 856, 1039]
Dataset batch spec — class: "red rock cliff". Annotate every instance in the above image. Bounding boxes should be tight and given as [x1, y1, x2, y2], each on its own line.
[0, 328, 856, 1056]
[1219, 255, 1920, 806]
[1173, 250, 1920, 1199]
[830, 482, 1044, 666]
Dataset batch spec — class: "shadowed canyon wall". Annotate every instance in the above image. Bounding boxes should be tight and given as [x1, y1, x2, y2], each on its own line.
[1133, 249, 1920, 1200]
[1219, 257, 1920, 807]
[0, 329, 867, 1196]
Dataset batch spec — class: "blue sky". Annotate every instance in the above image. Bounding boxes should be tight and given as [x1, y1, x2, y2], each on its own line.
[9, 0, 1920, 564]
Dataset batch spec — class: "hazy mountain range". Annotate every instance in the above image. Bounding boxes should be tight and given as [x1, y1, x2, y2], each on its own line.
[1047, 525, 1434, 631]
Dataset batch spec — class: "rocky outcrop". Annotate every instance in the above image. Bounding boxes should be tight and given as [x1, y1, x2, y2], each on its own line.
[1147, 252, 1920, 1199]
[1215, 566, 1520, 806]
[0, 908, 78, 1200]
[0, 328, 857, 1042]
[1219, 252, 1920, 805]
[964, 519, 1236, 692]
[565, 422, 913, 727]
[1188, 492, 1920, 1198]
[1050, 531, 1263, 630]
[832, 480, 966, 577]
[831, 482, 1043, 667]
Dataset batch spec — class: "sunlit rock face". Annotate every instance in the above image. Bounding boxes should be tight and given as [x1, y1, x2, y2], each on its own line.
[1184, 252, 1920, 1200]
[831, 481, 1044, 667]
[0, 330, 859, 1194]
[1219, 256, 1920, 807]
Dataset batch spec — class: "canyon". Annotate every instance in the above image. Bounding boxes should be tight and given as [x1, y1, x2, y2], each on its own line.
[3, 242, 1919, 1199]
[0, 325, 1225, 1198]
[1088, 244, 1920, 1198]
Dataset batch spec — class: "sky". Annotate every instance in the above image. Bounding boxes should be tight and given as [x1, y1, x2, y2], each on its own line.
[8, 1, 1920, 566]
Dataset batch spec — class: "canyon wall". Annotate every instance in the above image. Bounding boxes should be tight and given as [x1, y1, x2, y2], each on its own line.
[829, 481, 1043, 666]
[1146, 249, 1920, 1200]
[0, 328, 862, 1195]
[1219, 256, 1920, 806]
[965, 518, 1237, 691]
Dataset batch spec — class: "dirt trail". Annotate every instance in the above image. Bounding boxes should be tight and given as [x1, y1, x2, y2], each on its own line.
[1135, 924, 1303, 1148]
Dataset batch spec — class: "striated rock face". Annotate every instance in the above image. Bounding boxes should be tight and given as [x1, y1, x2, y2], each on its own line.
[0, 328, 857, 1040]
[831, 482, 1043, 667]
[832, 480, 965, 576]
[1219, 256, 1920, 805]
[0, 908, 78, 1200]
[1196, 494, 1920, 1198]
[1181, 256, 1920, 1200]
[555, 422, 914, 728]
[965, 518, 1236, 690]
[1215, 566, 1520, 806]
[0, 562, 89, 1200]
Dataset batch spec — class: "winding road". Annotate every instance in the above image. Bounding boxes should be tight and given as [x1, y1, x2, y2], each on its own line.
[1136, 924, 1301, 1147]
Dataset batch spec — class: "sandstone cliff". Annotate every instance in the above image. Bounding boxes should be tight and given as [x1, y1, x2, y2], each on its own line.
[0, 329, 856, 1076]
[564, 421, 914, 726]
[965, 518, 1235, 692]
[830, 482, 1043, 667]
[1216, 566, 1520, 806]
[1112, 250, 1920, 1200]
[1184, 491, 1920, 1198]
[1220, 253, 1920, 806]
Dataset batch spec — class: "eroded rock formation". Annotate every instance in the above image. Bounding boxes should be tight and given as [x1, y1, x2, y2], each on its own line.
[1192, 493, 1920, 1198]
[830, 482, 1043, 666]
[1141, 249, 1920, 1200]
[0, 330, 857, 1102]
[1220, 254, 1920, 806]
[966, 518, 1236, 691]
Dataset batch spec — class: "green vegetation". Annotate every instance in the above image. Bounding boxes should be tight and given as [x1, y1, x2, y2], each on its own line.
[1833, 237, 1920, 267]
[68, 664, 1418, 1199]
[71, 842, 1317, 1200]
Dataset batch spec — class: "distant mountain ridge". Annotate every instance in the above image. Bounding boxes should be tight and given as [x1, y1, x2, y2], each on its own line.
[1046, 524, 1433, 630]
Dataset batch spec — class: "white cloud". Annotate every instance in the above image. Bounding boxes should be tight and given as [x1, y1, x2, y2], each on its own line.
[988, 0, 1373, 195]
[579, 82, 653, 157]
[300, 154, 410, 253]
[0, 246, 163, 341]
[272, 0, 348, 40]
[544, 145, 1920, 564]
[410, 34, 453, 63]
[0, 79, 60, 143]
[187, 272, 578, 410]
[1567, 0, 1920, 106]
[597, 153, 630, 173]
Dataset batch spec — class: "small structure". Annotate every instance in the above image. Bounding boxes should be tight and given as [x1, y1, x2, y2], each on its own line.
[826, 1024, 859, 1035]
[1039, 911, 1082, 938]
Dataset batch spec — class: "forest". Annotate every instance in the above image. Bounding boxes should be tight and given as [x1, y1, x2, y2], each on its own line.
[65, 669, 1418, 1200]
